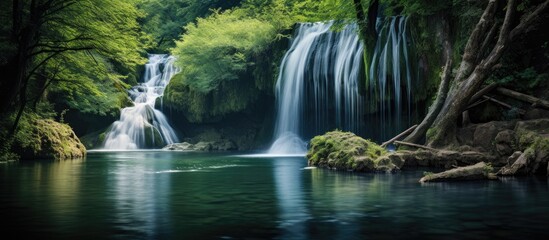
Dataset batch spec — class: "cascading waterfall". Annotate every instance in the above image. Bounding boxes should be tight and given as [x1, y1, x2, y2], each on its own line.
[103, 54, 180, 149]
[269, 16, 415, 154]
[269, 21, 365, 155]
[368, 16, 414, 140]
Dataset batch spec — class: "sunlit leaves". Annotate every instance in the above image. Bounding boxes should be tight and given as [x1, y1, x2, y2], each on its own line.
[172, 9, 277, 92]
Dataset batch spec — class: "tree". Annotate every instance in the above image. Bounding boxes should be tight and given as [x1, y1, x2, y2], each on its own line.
[136, 0, 243, 52]
[0, 0, 147, 134]
[403, 0, 549, 147]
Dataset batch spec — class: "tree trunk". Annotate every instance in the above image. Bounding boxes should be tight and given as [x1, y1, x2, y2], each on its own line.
[403, 12, 452, 144]
[406, 0, 549, 148]
[427, 0, 518, 147]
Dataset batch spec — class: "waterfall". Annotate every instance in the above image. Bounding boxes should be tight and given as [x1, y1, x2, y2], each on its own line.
[368, 16, 414, 140]
[268, 22, 365, 155]
[103, 54, 180, 150]
[269, 17, 415, 154]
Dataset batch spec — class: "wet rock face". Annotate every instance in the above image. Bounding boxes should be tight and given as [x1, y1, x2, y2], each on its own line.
[419, 162, 497, 183]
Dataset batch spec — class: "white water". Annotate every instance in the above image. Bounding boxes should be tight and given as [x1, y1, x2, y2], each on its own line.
[269, 17, 414, 155]
[103, 54, 180, 150]
[369, 16, 413, 139]
[268, 22, 365, 155]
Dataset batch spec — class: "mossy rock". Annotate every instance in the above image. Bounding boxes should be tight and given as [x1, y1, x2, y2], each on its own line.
[307, 130, 401, 172]
[15, 119, 86, 160]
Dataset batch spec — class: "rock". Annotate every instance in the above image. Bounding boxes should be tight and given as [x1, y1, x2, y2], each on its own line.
[497, 150, 533, 176]
[472, 121, 515, 152]
[507, 151, 523, 165]
[494, 130, 516, 157]
[457, 125, 476, 146]
[419, 162, 497, 183]
[163, 142, 195, 151]
[193, 141, 213, 151]
[515, 119, 549, 136]
[307, 130, 398, 172]
[499, 119, 549, 175]
[524, 108, 549, 120]
[17, 119, 86, 160]
[400, 149, 495, 169]
[212, 139, 237, 151]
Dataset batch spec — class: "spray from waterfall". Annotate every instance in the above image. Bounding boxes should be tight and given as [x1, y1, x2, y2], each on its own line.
[103, 54, 180, 150]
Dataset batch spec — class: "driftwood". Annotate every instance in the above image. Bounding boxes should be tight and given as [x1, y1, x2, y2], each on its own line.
[482, 95, 526, 115]
[496, 87, 549, 109]
[381, 124, 418, 148]
[394, 141, 439, 151]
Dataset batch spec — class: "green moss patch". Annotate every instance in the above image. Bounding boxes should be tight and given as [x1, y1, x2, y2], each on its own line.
[307, 130, 402, 172]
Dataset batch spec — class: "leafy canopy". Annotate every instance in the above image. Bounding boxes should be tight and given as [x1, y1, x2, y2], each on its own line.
[171, 8, 278, 92]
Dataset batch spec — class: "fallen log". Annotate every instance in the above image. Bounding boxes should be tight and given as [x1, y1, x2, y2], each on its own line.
[394, 140, 439, 151]
[482, 95, 526, 115]
[495, 87, 549, 109]
[381, 125, 418, 148]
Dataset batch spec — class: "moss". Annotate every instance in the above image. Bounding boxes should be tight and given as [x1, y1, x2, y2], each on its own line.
[307, 130, 392, 171]
[426, 127, 437, 141]
[12, 115, 86, 160]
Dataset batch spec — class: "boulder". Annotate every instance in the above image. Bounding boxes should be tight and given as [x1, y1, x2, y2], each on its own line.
[193, 141, 213, 151]
[307, 130, 400, 172]
[419, 162, 497, 183]
[494, 130, 516, 157]
[515, 119, 549, 137]
[472, 121, 515, 152]
[524, 108, 549, 120]
[212, 139, 237, 151]
[17, 119, 86, 160]
[163, 142, 195, 151]
[497, 150, 533, 176]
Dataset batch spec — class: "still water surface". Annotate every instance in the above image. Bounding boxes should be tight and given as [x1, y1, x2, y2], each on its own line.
[1, 151, 549, 239]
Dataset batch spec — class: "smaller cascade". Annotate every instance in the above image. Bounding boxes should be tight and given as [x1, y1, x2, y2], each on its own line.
[103, 54, 179, 150]
[368, 16, 415, 140]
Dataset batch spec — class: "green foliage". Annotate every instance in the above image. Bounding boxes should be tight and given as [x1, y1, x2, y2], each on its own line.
[491, 67, 548, 92]
[172, 9, 277, 92]
[483, 163, 493, 175]
[136, 0, 243, 52]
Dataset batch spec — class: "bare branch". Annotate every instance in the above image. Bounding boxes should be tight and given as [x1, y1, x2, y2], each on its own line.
[455, 0, 498, 82]
[510, 0, 549, 41]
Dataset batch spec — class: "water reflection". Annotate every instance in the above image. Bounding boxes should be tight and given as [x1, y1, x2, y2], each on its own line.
[106, 151, 173, 238]
[273, 158, 309, 239]
[2, 153, 549, 239]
